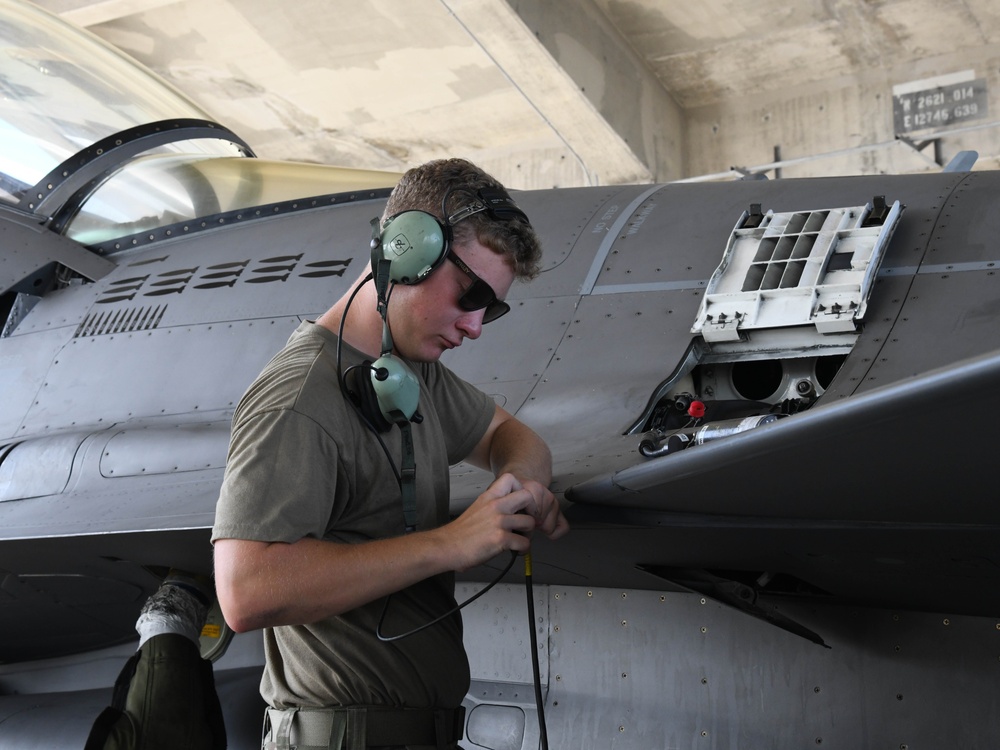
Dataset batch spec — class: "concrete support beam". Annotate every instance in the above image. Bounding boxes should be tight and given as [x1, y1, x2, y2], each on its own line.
[442, 0, 654, 186]
[49, 0, 179, 27]
[508, 0, 683, 182]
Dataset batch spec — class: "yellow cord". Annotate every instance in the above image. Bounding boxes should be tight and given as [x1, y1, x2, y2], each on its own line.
[524, 551, 533, 577]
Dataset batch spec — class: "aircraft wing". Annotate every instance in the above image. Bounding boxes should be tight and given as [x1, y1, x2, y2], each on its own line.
[0, 430, 224, 662]
[552, 347, 1000, 619]
[568, 346, 1000, 524]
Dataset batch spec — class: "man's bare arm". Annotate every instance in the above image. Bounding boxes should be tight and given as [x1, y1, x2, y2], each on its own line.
[465, 405, 569, 540]
[215, 473, 538, 632]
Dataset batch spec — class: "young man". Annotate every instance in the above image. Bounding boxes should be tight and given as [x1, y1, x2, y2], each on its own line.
[212, 158, 569, 749]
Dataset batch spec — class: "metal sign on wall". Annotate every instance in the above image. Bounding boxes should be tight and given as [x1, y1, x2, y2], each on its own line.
[892, 70, 988, 134]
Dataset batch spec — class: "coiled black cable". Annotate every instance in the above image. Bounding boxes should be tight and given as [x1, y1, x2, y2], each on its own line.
[377, 551, 551, 747]
[376, 551, 518, 641]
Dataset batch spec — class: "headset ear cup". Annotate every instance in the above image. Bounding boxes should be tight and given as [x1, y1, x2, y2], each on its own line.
[370, 355, 420, 424]
[344, 363, 393, 433]
[379, 210, 449, 284]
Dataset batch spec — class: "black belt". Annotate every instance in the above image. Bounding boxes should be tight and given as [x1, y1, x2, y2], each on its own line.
[264, 705, 465, 749]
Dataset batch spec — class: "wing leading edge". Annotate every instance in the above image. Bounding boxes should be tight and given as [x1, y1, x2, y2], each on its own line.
[557, 347, 1000, 621]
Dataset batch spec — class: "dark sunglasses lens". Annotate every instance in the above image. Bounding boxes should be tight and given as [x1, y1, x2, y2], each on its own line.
[482, 300, 510, 324]
[458, 280, 494, 311]
[459, 281, 509, 323]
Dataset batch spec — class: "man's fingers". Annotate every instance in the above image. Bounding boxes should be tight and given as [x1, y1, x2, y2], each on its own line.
[546, 511, 571, 540]
[512, 479, 550, 517]
[484, 472, 523, 500]
[507, 511, 536, 535]
[494, 487, 533, 516]
[506, 532, 532, 555]
[476, 473, 570, 554]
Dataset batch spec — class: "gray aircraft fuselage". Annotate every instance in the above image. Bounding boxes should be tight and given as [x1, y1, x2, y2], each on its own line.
[3, 1, 1000, 746]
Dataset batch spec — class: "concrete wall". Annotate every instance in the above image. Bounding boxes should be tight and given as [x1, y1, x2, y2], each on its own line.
[515, 0, 1000, 182]
[685, 46, 1000, 180]
[511, 0, 685, 183]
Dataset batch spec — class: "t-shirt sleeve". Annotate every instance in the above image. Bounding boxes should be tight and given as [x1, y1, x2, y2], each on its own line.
[422, 362, 495, 465]
[212, 408, 343, 544]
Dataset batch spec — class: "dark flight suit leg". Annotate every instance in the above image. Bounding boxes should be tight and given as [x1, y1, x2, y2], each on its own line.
[85, 633, 226, 750]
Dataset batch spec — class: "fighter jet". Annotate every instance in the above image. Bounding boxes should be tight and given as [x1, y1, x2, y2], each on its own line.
[2, 1, 1000, 747]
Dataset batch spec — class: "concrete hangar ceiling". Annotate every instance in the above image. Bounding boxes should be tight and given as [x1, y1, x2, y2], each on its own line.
[33, 0, 1000, 189]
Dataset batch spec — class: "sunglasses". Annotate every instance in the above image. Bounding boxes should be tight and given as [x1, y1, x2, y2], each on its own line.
[446, 250, 510, 324]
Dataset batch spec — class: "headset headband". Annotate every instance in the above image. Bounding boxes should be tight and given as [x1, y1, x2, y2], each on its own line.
[445, 187, 528, 226]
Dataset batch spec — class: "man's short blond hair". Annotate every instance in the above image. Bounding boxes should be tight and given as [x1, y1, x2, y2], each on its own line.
[382, 158, 543, 280]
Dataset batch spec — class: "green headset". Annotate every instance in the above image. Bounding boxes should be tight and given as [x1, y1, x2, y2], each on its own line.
[374, 185, 528, 283]
[364, 186, 528, 427]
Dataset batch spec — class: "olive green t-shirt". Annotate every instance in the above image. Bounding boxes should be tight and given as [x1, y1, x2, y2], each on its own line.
[212, 321, 494, 709]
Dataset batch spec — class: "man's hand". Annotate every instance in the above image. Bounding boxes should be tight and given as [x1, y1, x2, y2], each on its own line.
[435, 473, 532, 570]
[464, 404, 569, 541]
[437, 473, 568, 572]
[516, 476, 570, 541]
